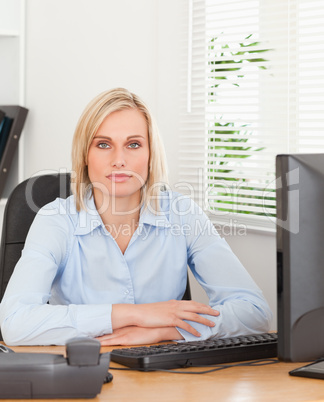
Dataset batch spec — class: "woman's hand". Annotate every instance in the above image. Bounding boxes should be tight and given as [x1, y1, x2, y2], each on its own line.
[97, 326, 183, 346]
[112, 300, 220, 337]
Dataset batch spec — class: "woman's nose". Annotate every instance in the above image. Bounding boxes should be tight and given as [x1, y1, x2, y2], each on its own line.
[111, 149, 126, 168]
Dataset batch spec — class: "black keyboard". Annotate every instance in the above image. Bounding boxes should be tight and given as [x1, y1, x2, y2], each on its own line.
[110, 332, 278, 370]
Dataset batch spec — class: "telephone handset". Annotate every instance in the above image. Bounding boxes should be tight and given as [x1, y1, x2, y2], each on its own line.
[0, 337, 111, 398]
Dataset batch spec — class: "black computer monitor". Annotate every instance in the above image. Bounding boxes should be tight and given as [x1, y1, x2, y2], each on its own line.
[276, 153, 324, 362]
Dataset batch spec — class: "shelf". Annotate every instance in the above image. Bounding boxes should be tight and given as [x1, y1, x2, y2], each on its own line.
[0, 0, 26, 240]
[0, 0, 26, 197]
[0, 30, 19, 37]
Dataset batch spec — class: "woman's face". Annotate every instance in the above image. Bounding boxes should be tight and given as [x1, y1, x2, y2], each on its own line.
[87, 108, 150, 211]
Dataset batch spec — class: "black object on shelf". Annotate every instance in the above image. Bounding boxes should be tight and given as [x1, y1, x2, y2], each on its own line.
[0, 110, 5, 127]
[0, 105, 28, 199]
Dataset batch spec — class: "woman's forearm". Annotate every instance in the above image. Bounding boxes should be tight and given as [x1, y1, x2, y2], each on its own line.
[97, 326, 184, 346]
[111, 301, 218, 337]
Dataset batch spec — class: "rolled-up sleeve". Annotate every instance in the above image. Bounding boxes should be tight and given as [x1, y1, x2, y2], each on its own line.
[0, 201, 112, 346]
[176, 197, 272, 342]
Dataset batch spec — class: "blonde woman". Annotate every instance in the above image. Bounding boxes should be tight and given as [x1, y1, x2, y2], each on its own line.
[0, 88, 272, 346]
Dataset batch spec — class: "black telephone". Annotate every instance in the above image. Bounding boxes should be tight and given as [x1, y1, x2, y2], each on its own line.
[0, 337, 111, 398]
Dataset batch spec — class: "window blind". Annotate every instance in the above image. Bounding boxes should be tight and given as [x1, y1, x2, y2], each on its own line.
[179, 0, 324, 231]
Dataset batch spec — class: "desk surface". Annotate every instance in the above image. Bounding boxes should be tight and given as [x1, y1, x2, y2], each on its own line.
[2, 344, 324, 402]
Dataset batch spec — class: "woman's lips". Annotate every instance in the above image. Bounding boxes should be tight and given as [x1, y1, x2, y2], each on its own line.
[107, 173, 132, 183]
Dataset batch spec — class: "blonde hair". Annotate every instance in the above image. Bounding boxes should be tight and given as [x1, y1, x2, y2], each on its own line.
[71, 88, 168, 212]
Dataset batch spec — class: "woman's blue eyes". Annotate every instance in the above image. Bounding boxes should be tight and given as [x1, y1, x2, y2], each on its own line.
[97, 142, 140, 149]
[128, 143, 140, 149]
[98, 143, 109, 149]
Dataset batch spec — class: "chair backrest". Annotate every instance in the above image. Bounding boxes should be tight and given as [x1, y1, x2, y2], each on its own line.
[0, 173, 71, 302]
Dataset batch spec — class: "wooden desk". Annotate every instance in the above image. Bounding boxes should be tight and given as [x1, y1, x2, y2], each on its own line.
[2, 344, 324, 402]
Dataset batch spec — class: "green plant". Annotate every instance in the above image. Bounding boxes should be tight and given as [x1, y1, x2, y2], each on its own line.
[207, 35, 275, 217]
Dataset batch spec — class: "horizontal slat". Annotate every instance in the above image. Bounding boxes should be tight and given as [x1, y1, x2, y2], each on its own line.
[179, 165, 277, 177]
[180, 153, 276, 161]
[207, 135, 284, 143]
[208, 201, 275, 214]
[205, 139, 267, 147]
[179, 137, 291, 146]
[178, 173, 277, 190]
[206, 58, 271, 67]
[208, 197, 277, 208]
[192, 170, 273, 180]
[206, 149, 276, 156]
[205, 43, 272, 53]
[206, 187, 276, 198]
[180, 155, 275, 163]
[207, 167, 275, 176]
[179, 154, 275, 162]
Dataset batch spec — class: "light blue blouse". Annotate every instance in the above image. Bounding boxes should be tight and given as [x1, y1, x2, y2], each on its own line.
[0, 191, 272, 345]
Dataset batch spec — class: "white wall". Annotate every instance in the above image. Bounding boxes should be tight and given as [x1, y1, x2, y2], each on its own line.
[187, 229, 277, 331]
[225, 230, 277, 330]
[21, 0, 277, 330]
[24, 0, 159, 177]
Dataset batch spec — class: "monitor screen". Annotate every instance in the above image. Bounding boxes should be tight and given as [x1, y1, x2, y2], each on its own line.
[276, 153, 324, 362]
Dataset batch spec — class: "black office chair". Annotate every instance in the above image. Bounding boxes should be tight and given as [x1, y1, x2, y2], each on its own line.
[0, 173, 72, 303]
[0, 173, 190, 338]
